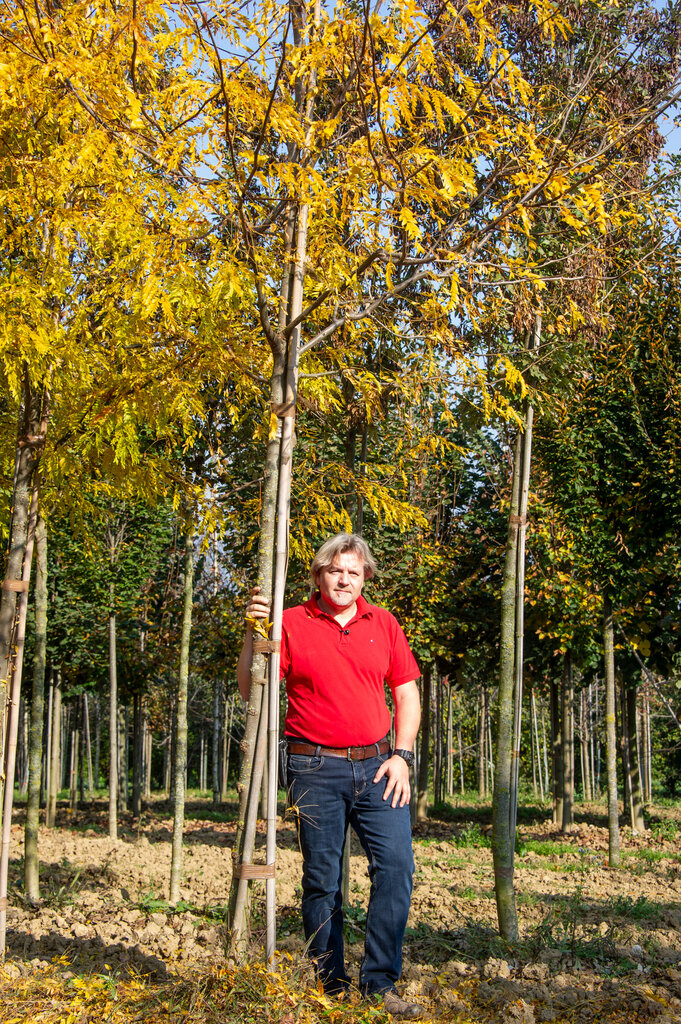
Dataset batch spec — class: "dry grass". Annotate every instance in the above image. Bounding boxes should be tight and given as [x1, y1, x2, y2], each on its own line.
[0, 955, 454, 1024]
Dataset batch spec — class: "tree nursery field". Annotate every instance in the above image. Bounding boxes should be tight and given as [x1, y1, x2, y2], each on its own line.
[1, 795, 680, 1024]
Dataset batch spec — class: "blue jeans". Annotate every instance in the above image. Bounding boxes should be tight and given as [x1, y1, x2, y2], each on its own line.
[287, 750, 414, 995]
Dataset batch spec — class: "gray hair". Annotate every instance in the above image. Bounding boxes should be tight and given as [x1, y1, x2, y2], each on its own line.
[310, 533, 377, 584]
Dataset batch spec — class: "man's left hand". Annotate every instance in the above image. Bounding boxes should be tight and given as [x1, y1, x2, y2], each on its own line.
[373, 754, 411, 808]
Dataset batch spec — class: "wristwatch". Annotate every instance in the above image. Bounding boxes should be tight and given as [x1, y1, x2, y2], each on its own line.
[394, 748, 415, 768]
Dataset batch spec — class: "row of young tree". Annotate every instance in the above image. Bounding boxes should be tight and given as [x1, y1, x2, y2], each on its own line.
[11, 624, 677, 828]
[2, 0, 681, 953]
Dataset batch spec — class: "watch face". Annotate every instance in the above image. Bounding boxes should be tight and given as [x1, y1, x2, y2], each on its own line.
[396, 749, 415, 767]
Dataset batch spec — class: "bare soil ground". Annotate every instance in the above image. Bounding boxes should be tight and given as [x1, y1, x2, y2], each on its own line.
[2, 797, 681, 1022]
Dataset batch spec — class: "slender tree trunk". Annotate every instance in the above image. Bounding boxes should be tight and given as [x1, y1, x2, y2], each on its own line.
[44, 673, 53, 809]
[83, 693, 94, 802]
[417, 666, 432, 821]
[16, 697, 27, 794]
[550, 677, 562, 825]
[446, 683, 453, 797]
[561, 655, 574, 830]
[641, 682, 652, 803]
[457, 722, 465, 794]
[531, 690, 544, 802]
[118, 703, 129, 813]
[619, 678, 632, 824]
[0, 377, 47, 809]
[69, 729, 79, 810]
[0, 479, 39, 953]
[46, 671, 61, 827]
[603, 594, 620, 867]
[94, 694, 101, 791]
[132, 693, 142, 817]
[108, 584, 118, 841]
[228, 212, 296, 948]
[492, 427, 523, 943]
[213, 678, 222, 806]
[478, 686, 487, 798]
[530, 685, 538, 797]
[143, 715, 152, 800]
[434, 672, 442, 805]
[581, 689, 592, 801]
[222, 695, 234, 799]
[595, 677, 602, 795]
[169, 531, 194, 905]
[626, 683, 644, 832]
[492, 308, 538, 943]
[164, 726, 171, 796]
[227, 353, 285, 943]
[24, 514, 47, 901]
[540, 697, 549, 799]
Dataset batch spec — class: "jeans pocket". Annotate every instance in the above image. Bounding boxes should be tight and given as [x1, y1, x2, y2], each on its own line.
[288, 754, 324, 774]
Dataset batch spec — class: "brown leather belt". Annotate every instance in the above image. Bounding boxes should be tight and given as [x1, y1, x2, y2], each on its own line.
[287, 739, 390, 761]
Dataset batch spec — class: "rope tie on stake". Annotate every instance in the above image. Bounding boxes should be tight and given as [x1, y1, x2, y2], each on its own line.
[2, 579, 29, 592]
[233, 863, 276, 880]
[17, 434, 45, 449]
[509, 514, 527, 526]
[271, 402, 296, 419]
[252, 639, 280, 654]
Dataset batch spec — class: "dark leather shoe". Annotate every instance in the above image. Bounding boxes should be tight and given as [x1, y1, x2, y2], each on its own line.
[381, 989, 424, 1019]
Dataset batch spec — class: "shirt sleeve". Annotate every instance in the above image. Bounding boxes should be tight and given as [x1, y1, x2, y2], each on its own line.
[385, 615, 420, 688]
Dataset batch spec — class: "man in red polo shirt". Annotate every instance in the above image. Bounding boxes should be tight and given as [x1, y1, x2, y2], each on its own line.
[237, 533, 423, 1018]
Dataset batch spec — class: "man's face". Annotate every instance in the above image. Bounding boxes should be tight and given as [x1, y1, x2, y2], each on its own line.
[316, 550, 365, 611]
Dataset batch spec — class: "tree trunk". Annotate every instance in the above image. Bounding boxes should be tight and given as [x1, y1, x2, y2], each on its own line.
[626, 683, 644, 832]
[24, 513, 47, 900]
[641, 681, 652, 803]
[94, 694, 101, 791]
[478, 685, 487, 798]
[213, 678, 222, 806]
[561, 655, 574, 830]
[227, 351, 285, 945]
[457, 722, 465, 794]
[0, 478, 39, 954]
[417, 666, 431, 820]
[108, 586, 118, 841]
[69, 729, 80, 810]
[83, 693, 94, 801]
[540, 696, 549, 799]
[0, 375, 48, 805]
[550, 677, 562, 825]
[619, 678, 631, 825]
[132, 693, 143, 817]
[118, 703, 129, 813]
[143, 714, 152, 800]
[531, 690, 544, 802]
[446, 683, 453, 797]
[434, 672, 442, 805]
[46, 670, 61, 827]
[581, 689, 592, 802]
[228, 205, 298, 950]
[603, 593, 620, 867]
[169, 531, 194, 905]
[222, 694, 234, 799]
[492, 426, 523, 943]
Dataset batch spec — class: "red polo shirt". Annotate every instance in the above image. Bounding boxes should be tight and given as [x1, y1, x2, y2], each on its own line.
[280, 594, 420, 747]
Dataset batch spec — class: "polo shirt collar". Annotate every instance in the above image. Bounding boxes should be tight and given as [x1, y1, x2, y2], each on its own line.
[305, 593, 373, 622]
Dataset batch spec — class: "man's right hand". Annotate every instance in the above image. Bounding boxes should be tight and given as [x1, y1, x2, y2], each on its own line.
[245, 586, 271, 628]
[237, 586, 272, 699]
